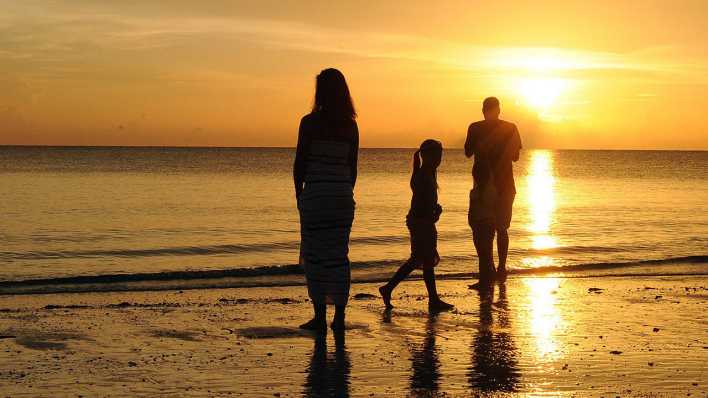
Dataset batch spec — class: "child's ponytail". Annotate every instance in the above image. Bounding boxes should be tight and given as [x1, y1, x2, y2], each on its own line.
[411, 139, 442, 190]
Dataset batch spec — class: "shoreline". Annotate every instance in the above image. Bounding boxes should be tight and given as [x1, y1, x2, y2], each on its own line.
[1, 274, 705, 396]
[1, 256, 706, 296]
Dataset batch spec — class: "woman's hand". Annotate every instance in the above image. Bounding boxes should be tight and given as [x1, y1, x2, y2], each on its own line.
[433, 204, 443, 222]
[295, 183, 303, 201]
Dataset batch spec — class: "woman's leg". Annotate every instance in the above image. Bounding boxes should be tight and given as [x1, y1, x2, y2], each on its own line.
[300, 301, 327, 331]
[424, 266, 454, 311]
[379, 259, 415, 308]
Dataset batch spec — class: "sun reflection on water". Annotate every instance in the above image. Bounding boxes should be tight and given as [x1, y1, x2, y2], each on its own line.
[523, 150, 558, 268]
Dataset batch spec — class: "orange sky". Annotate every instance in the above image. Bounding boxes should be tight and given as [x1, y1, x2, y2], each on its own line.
[2, 1, 707, 149]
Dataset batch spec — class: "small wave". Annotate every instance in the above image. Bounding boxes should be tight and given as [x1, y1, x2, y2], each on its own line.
[0, 263, 306, 287]
[0, 235, 410, 260]
[509, 255, 708, 274]
[0, 237, 640, 261]
[0, 242, 301, 260]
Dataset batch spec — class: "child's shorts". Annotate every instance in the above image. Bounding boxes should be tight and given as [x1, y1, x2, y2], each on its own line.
[406, 215, 439, 269]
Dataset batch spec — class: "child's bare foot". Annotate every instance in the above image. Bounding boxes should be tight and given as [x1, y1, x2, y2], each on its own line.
[379, 286, 393, 308]
[299, 318, 326, 332]
[429, 299, 454, 312]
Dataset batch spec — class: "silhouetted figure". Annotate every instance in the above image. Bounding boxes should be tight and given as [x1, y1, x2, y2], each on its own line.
[379, 140, 454, 312]
[468, 284, 520, 392]
[295, 68, 359, 332]
[303, 331, 351, 397]
[409, 314, 442, 395]
[465, 97, 522, 288]
[379, 140, 453, 312]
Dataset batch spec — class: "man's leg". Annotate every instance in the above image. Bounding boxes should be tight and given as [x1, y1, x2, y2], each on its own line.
[496, 193, 514, 282]
[472, 223, 495, 286]
[496, 228, 509, 281]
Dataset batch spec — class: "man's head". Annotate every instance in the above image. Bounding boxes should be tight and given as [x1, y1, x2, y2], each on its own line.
[482, 97, 500, 120]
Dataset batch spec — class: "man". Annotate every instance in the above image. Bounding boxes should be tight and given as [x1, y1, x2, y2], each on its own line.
[465, 97, 521, 288]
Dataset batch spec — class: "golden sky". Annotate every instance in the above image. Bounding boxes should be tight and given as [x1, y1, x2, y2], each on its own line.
[2, 0, 707, 149]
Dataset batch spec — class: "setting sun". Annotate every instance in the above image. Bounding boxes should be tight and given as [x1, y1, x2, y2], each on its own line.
[516, 78, 569, 117]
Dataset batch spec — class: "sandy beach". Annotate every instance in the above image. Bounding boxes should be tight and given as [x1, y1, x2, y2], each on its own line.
[0, 273, 706, 397]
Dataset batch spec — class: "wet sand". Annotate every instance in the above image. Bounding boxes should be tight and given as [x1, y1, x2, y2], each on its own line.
[0, 275, 706, 397]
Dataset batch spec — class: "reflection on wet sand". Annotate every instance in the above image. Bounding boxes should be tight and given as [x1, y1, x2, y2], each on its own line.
[468, 284, 520, 392]
[524, 277, 563, 361]
[303, 331, 351, 397]
[408, 315, 442, 395]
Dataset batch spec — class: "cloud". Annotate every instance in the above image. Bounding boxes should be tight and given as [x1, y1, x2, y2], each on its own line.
[2, 4, 706, 84]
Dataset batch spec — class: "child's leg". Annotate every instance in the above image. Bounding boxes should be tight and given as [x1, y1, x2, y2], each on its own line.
[423, 266, 454, 311]
[422, 266, 439, 301]
[379, 259, 415, 308]
[299, 301, 327, 331]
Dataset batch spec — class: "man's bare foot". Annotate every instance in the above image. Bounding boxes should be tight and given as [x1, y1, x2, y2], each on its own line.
[379, 286, 393, 308]
[330, 317, 345, 331]
[299, 318, 326, 332]
[429, 299, 454, 312]
[468, 280, 493, 291]
[496, 267, 508, 283]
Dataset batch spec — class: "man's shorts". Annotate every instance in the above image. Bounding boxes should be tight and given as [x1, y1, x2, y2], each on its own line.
[469, 188, 515, 231]
[495, 192, 515, 231]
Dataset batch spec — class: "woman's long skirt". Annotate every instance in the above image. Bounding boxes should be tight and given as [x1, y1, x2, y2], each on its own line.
[298, 182, 355, 306]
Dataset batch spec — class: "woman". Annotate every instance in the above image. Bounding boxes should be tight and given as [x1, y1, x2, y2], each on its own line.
[294, 68, 359, 332]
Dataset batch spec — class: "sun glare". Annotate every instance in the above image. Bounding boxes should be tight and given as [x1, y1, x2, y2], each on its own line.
[517, 78, 568, 115]
[486, 49, 582, 119]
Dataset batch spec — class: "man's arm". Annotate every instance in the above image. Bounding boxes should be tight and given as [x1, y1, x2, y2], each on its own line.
[512, 125, 521, 162]
[464, 124, 474, 158]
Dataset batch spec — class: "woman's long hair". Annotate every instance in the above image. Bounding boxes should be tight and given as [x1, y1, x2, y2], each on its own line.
[312, 68, 356, 124]
[411, 139, 442, 189]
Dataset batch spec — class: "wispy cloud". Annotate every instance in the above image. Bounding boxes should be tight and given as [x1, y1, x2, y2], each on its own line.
[2, 6, 705, 84]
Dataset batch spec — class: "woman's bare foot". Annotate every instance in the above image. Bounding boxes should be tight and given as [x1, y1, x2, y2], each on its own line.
[379, 286, 393, 308]
[299, 318, 326, 332]
[428, 299, 454, 312]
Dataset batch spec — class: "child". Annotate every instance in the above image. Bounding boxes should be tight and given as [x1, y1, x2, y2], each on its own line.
[379, 140, 454, 312]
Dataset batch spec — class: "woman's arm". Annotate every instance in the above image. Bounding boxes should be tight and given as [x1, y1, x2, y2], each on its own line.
[293, 117, 309, 199]
[349, 123, 359, 188]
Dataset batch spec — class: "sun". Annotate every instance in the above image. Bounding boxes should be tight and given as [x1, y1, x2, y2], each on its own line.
[516, 77, 568, 115]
